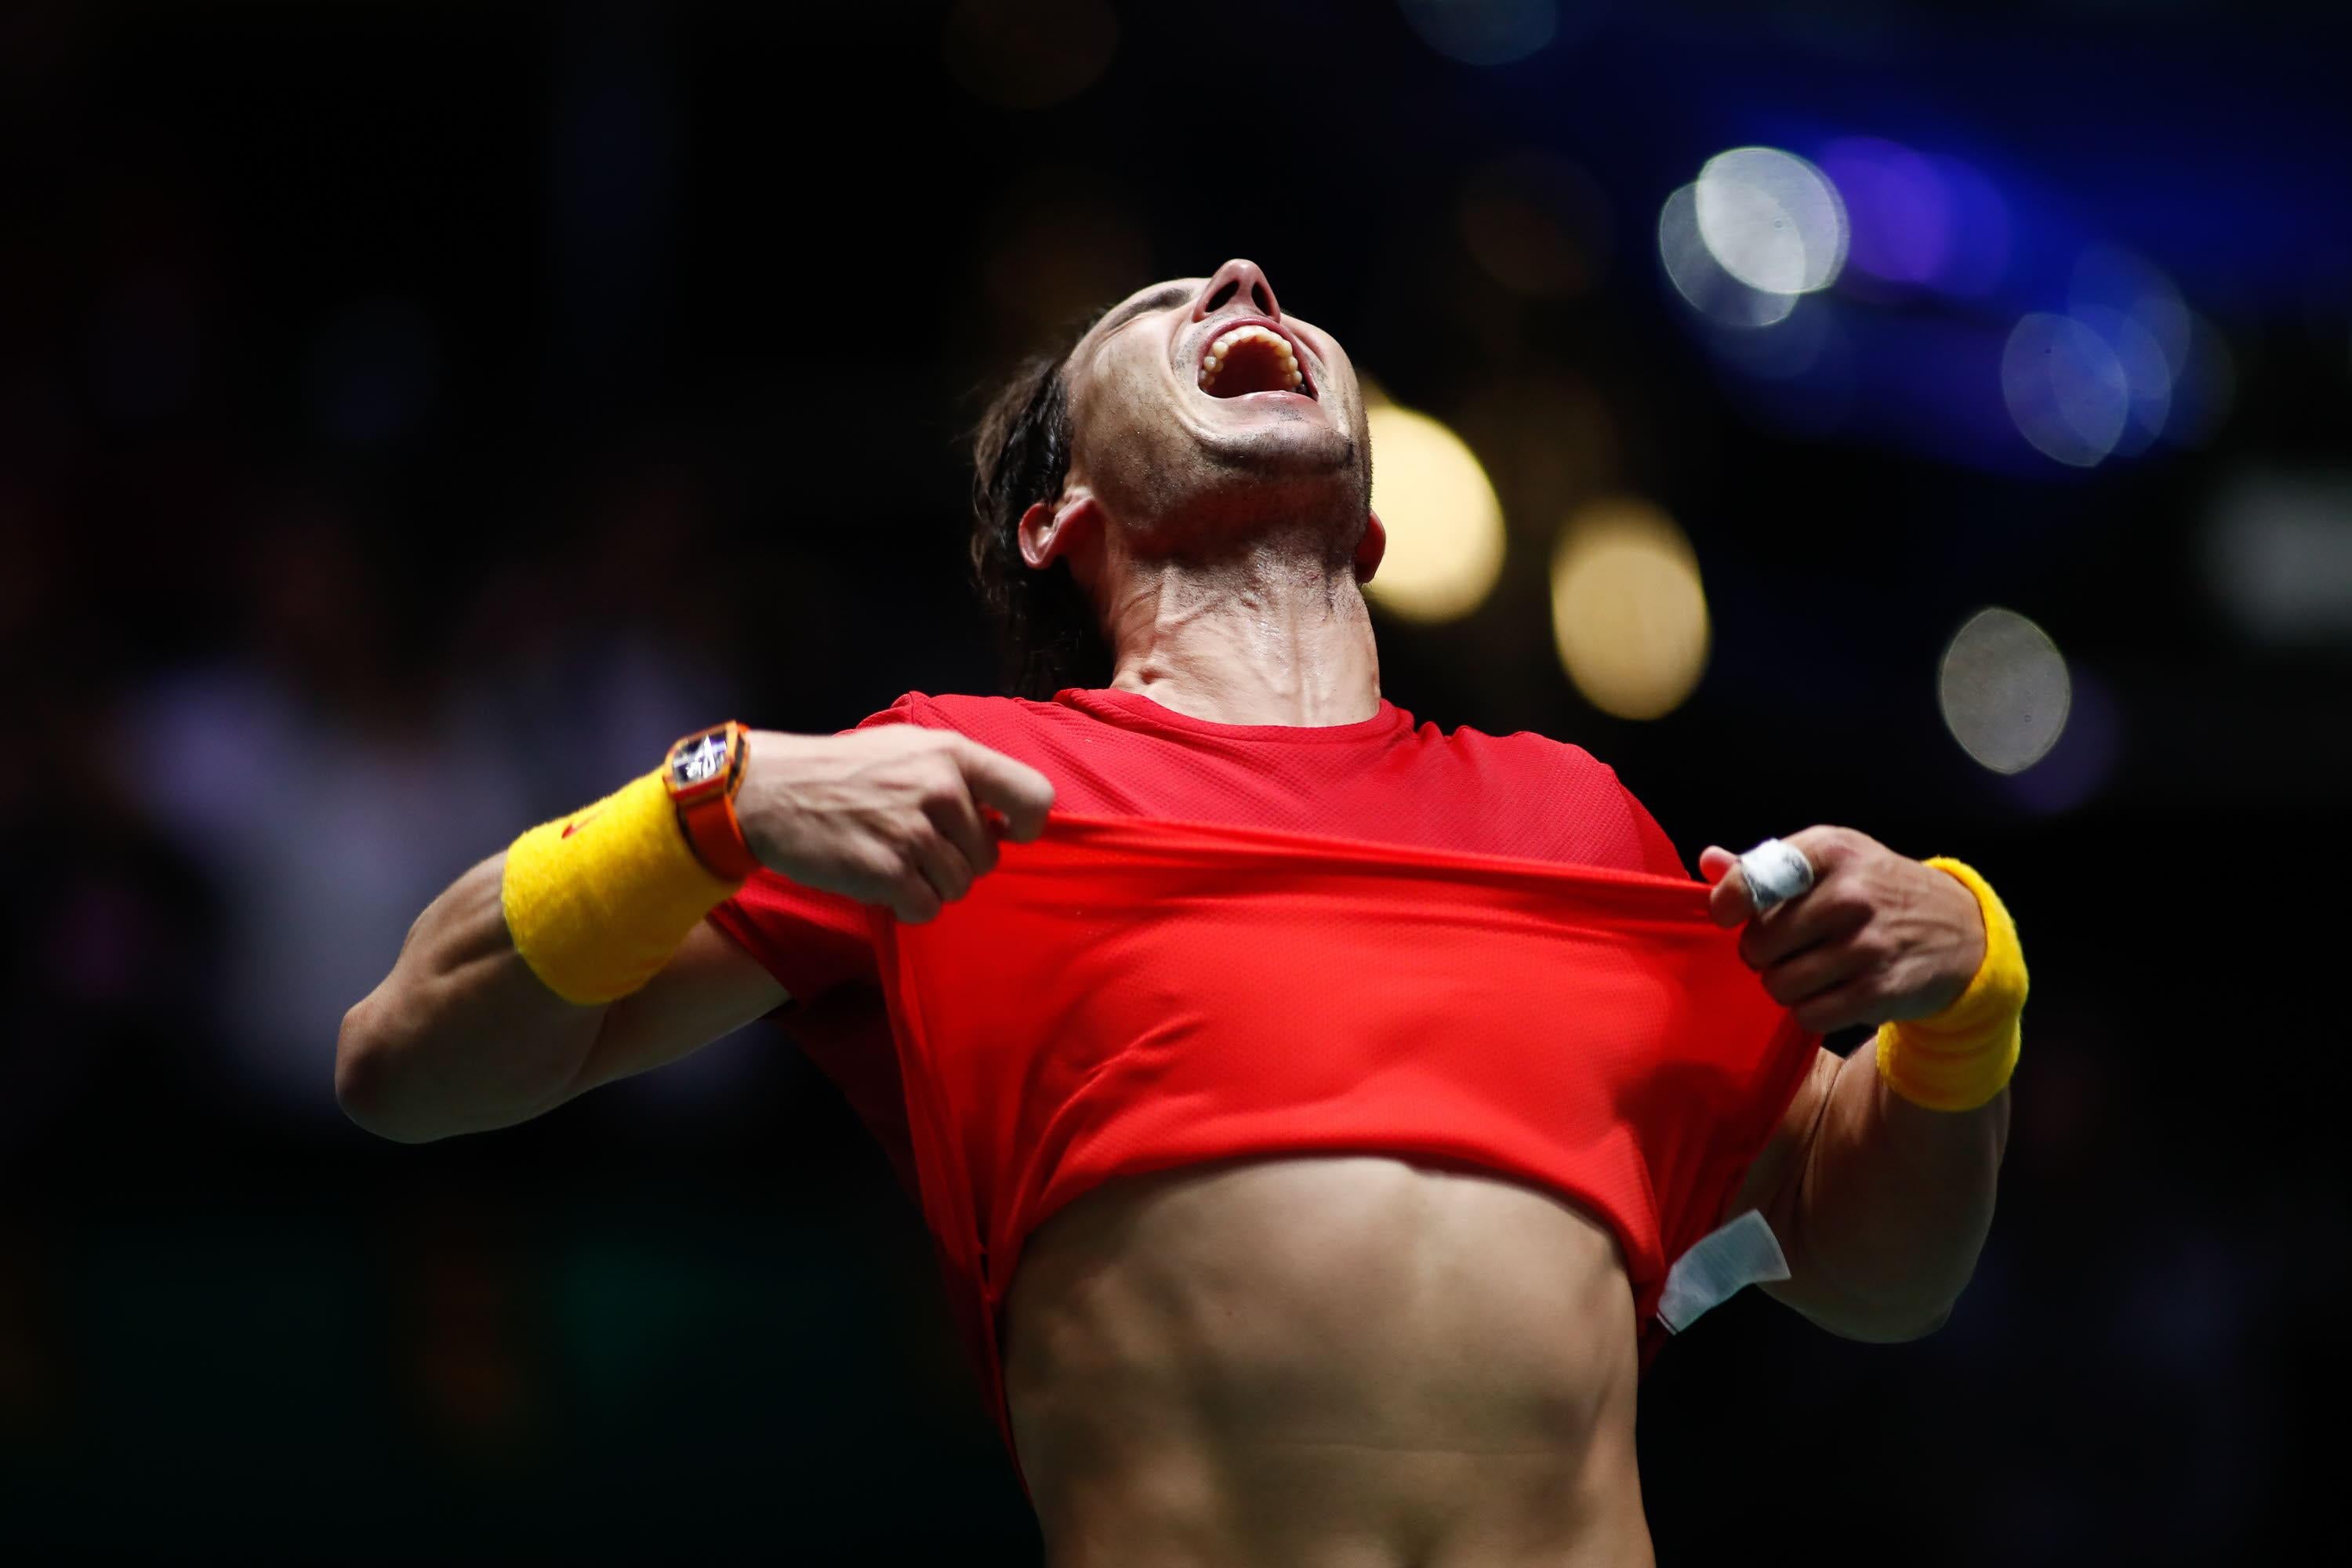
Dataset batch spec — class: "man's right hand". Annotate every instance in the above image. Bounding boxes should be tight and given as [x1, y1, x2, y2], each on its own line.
[735, 728, 1057, 923]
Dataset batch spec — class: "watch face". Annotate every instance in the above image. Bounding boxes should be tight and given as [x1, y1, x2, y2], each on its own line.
[671, 731, 731, 790]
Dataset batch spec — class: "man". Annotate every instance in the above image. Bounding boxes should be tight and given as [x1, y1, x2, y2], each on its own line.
[339, 258, 2018, 1566]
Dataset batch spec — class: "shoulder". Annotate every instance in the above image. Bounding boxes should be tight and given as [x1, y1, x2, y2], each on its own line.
[1428, 720, 1620, 789]
[855, 690, 1094, 757]
[855, 690, 1054, 732]
[1428, 720, 1689, 879]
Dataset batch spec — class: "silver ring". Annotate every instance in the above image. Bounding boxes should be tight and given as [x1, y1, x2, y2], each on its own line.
[1737, 838, 1815, 915]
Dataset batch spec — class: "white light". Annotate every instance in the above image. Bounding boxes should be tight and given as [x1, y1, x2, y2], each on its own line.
[1363, 403, 1506, 623]
[1694, 147, 1848, 296]
[1938, 608, 2071, 774]
[1550, 499, 1710, 720]
[1658, 183, 1796, 328]
[2001, 313, 2130, 468]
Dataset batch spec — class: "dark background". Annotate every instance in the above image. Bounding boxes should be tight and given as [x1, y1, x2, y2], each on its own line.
[2, 1, 2345, 1560]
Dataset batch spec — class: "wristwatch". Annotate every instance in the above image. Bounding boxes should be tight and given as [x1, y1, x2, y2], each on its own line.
[663, 720, 760, 881]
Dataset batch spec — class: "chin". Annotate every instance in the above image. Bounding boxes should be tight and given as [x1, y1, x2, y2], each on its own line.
[1201, 418, 1358, 478]
[1165, 452, 1366, 547]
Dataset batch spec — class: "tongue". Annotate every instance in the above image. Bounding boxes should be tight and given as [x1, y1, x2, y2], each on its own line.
[1207, 337, 1295, 397]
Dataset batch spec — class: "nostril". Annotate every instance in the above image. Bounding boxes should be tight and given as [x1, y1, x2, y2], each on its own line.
[1206, 280, 1239, 312]
[1251, 282, 1272, 314]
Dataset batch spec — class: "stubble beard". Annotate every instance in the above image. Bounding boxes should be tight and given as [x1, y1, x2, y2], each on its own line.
[1117, 425, 1367, 573]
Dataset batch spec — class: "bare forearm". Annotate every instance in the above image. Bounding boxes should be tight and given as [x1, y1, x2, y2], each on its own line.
[336, 854, 606, 1142]
[333, 722, 1055, 1143]
[1781, 1044, 2009, 1340]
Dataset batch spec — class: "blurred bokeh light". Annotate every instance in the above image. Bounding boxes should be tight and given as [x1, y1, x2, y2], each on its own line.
[1938, 607, 2071, 773]
[2002, 312, 2131, 468]
[1693, 147, 1848, 298]
[1815, 138, 2010, 297]
[1995, 666, 2119, 815]
[1658, 183, 1797, 328]
[1363, 401, 1507, 623]
[1814, 137, 1951, 289]
[1548, 498, 1708, 720]
[2204, 470, 2352, 646]
[1453, 368, 1621, 530]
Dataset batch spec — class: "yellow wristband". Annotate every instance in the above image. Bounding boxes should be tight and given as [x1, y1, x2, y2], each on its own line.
[500, 771, 743, 1005]
[1873, 857, 2027, 1112]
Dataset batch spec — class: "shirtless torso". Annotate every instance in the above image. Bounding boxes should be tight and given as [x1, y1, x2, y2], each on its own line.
[1004, 1156, 1654, 1568]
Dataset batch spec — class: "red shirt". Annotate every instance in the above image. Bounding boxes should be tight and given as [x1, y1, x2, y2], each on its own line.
[709, 690, 1813, 1480]
[710, 687, 1693, 1196]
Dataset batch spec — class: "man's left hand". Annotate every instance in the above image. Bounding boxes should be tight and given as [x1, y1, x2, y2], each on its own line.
[1697, 829, 1987, 1033]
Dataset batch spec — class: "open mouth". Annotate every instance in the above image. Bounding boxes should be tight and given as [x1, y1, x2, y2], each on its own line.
[1198, 320, 1316, 400]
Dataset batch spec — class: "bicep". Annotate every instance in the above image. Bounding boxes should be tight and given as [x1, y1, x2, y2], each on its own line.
[570, 917, 789, 1095]
[1719, 1044, 1839, 1236]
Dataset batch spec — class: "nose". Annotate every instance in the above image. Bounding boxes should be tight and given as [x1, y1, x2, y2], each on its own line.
[1191, 258, 1282, 322]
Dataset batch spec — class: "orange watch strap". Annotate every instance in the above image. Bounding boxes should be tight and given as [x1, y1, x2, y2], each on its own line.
[679, 793, 759, 882]
[669, 721, 761, 882]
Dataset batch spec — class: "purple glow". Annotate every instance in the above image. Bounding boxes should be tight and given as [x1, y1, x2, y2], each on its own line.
[1816, 137, 2010, 299]
[1818, 137, 1952, 285]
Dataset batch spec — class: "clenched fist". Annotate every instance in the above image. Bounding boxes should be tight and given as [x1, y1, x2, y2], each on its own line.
[735, 727, 1056, 924]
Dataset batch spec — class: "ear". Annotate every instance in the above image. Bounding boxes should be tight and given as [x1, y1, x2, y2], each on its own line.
[1019, 492, 1099, 569]
[1352, 510, 1387, 585]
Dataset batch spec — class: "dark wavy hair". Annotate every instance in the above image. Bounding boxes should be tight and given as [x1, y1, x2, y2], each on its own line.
[967, 306, 1116, 699]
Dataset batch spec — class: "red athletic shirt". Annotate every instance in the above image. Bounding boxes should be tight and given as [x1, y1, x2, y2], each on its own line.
[710, 688, 1693, 1191]
[710, 688, 1815, 1477]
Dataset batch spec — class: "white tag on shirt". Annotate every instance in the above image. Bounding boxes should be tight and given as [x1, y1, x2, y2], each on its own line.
[1656, 1209, 1790, 1334]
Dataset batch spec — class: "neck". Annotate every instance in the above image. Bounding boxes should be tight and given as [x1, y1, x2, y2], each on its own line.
[1098, 524, 1382, 728]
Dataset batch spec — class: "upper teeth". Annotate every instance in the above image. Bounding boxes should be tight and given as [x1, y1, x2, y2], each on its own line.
[1200, 325, 1305, 391]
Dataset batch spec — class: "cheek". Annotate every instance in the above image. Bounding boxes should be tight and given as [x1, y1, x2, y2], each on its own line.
[1079, 357, 1162, 441]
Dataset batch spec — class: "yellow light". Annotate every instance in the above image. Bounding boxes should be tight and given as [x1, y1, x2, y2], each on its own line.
[1363, 403, 1505, 624]
[1549, 499, 1709, 720]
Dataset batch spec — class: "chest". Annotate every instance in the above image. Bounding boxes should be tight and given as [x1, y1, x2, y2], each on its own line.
[1025, 735, 1600, 866]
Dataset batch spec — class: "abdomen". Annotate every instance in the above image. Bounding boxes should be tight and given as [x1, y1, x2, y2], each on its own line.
[1000, 1155, 1654, 1567]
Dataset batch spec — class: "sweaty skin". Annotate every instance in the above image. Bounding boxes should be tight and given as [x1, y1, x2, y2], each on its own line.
[343, 259, 2003, 1567]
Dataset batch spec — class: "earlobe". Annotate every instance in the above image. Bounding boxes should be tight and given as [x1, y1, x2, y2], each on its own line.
[1352, 511, 1387, 585]
[1019, 493, 1098, 569]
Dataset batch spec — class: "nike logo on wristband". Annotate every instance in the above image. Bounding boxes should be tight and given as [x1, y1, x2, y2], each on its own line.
[562, 810, 604, 839]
